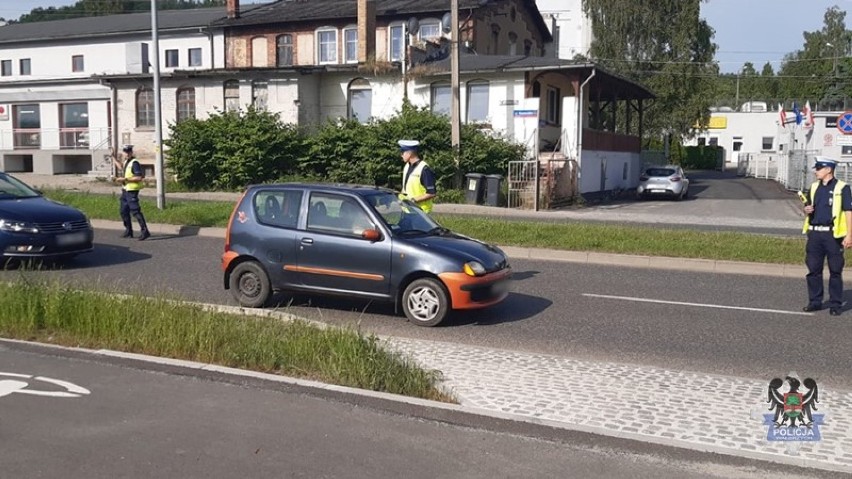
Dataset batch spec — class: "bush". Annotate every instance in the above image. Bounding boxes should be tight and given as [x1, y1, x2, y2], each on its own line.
[682, 145, 723, 169]
[166, 107, 306, 191]
[165, 102, 527, 192]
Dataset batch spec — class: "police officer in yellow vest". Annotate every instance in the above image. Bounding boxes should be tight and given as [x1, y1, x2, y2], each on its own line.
[398, 140, 436, 214]
[114, 145, 150, 241]
[802, 156, 852, 315]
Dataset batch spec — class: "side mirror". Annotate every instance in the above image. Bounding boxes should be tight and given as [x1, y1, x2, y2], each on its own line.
[361, 229, 382, 241]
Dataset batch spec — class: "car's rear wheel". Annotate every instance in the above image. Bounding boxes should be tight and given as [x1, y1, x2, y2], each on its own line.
[402, 278, 449, 327]
[229, 261, 272, 308]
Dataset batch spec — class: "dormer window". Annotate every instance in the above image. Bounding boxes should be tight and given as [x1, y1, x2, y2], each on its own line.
[317, 28, 338, 64]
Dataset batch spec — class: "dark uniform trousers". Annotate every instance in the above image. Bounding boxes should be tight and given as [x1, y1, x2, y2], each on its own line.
[805, 229, 844, 308]
[119, 189, 149, 234]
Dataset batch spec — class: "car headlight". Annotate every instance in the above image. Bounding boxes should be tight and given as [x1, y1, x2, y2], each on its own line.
[0, 219, 39, 234]
[463, 261, 486, 277]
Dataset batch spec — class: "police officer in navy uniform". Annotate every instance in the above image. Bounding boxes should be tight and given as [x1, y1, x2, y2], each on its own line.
[114, 145, 151, 241]
[802, 157, 852, 315]
[398, 139, 437, 214]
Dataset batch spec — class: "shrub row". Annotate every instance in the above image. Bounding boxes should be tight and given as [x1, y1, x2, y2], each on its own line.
[165, 102, 527, 192]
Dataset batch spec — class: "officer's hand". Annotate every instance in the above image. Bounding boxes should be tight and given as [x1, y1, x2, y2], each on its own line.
[398, 193, 409, 201]
[844, 236, 852, 249]
[804, 205, 814, 214]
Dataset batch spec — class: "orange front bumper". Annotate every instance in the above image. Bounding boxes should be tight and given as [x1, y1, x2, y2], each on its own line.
[438, 268, 512, 310]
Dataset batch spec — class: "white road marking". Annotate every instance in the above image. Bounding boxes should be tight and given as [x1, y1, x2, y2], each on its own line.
[582, 293, 811, 316]
[0, 372, 90, 398]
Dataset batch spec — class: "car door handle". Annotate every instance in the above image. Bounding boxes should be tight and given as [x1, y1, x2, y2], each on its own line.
[301, 238, 314, 245]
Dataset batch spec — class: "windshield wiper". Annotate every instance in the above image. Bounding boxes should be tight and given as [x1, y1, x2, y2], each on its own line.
[427, 226, 450, 236]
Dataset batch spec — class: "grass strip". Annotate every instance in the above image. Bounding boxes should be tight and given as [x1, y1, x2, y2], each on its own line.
[44, 189, 806, 265]
[0, 279, 452, 402]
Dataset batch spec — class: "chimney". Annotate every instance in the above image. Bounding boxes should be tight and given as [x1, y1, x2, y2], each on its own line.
[226, 0, 240, 19]
[357, 0, 376, 63]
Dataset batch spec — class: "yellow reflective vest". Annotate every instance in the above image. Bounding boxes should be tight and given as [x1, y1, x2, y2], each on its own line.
[803, 180, 848, 238]
[123, 159, 144, 192]
[402, 160, 434, 213]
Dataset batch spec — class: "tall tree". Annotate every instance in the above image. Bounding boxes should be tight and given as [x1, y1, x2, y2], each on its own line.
[776, 6, 851, 110]
[581, 0, 717, 141]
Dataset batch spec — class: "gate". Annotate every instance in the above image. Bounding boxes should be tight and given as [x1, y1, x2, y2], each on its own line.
[508, 160, 538, 209]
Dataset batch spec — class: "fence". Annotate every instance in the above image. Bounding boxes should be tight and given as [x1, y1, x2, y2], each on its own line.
[736, 150, 833, 192]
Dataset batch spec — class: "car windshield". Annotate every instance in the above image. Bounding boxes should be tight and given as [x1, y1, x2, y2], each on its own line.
[364, 191, 441, 236]
[645, 168, 676, 177]
[0, 173, 42, 199]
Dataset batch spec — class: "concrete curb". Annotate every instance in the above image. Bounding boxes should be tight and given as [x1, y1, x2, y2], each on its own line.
[90, 219, 805, 278]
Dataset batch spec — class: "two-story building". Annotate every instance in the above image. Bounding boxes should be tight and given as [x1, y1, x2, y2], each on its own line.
[0, 0, 654, 202]
[0, 8, 225, 176]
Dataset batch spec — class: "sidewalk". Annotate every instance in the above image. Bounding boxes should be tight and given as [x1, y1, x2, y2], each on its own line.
[12, 173, 852, 472]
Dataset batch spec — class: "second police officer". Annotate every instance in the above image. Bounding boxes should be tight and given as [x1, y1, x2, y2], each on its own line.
[802, 156, 852, 315]
[114, 144, 151, 241]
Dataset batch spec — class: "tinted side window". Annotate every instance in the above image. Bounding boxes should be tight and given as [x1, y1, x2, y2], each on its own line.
[254, 190, 302, 228]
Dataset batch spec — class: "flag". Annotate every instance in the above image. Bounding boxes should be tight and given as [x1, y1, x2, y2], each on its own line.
[803, 101, 815, 129]
[779, 103, 786, 128]
[793, 102, 802, 125]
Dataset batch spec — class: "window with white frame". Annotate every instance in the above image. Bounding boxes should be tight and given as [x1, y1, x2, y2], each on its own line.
[546, 86, 560, 125]
[188, 48, 202, 67]
[317, 28, 338, 64]
[165, 49, 179, 68]
[224, 80, 240, 112]
[430, 81, 450, 116]
[466, 80, 489, 123]
[761, 136, 773, 151]
[176, 87, 196, 122]
[344, 27, 358, 63]
[389, 24, 404, 61]
[842, 145, 852, 156]
[348, 78, 372, 123]
[418, 22, 440, 41]
[136, 88, 154, 127]
[1, 60, 10, 76]
[19, 58, 31, 75]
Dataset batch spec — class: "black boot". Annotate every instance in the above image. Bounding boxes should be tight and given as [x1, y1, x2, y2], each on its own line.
[138, 230, 151, 241]
[121, 230, 133, 238]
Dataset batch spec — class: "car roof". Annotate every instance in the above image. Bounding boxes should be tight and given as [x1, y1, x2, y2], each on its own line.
[245, 182, 395, 197]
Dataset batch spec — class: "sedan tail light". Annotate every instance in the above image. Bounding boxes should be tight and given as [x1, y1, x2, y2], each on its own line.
[670, 176, 682, 182]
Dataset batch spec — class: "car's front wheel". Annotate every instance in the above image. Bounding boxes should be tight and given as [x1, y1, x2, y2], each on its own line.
[402, 278, 449, 327]
[229, 261, 272, 308]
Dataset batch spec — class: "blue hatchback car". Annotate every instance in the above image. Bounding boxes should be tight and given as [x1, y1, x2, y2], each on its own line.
[222, 184, 512, 326]
[0, 172, 94, 265]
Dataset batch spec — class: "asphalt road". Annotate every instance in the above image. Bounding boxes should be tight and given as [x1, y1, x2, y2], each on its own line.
[4, 228, 851, 392]
[0, 344, 836, 479]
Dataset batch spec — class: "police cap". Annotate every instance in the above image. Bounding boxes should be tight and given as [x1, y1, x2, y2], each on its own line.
[813, 156, 838, 170]
[398, 140, 420, 152]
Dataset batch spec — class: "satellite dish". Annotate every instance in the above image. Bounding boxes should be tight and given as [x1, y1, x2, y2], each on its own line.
[407, 16, 419, 35]
[441, 12, 452, 33]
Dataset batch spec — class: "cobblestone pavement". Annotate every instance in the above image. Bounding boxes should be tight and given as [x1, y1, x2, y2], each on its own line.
[387, 337, 852, 474]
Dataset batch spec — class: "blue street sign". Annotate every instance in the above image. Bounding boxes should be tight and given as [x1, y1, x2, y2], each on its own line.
[838, 111, 852, 134]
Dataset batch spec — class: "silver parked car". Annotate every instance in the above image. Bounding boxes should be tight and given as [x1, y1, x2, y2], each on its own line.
[637, 165, 689, 200]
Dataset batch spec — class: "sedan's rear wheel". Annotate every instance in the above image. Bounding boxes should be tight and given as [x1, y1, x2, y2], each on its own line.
[229, 261, 272, 308]
[402, 278, 449, 327]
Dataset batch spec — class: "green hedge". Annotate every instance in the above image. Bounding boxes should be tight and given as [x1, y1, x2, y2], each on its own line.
[165, 102, 527, 191]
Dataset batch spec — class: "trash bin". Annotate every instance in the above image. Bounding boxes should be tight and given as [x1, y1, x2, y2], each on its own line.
[464, 173, 485, 204]
[484, 174, 503, 206]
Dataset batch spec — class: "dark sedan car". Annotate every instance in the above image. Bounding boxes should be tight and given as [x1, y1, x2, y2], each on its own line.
[0, 172, 94, 265]
[222, 184, 512, 326]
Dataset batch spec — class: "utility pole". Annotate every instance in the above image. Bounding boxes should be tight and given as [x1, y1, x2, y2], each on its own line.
[450, 0, 461, 187]
[151, 0, 165, 209]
